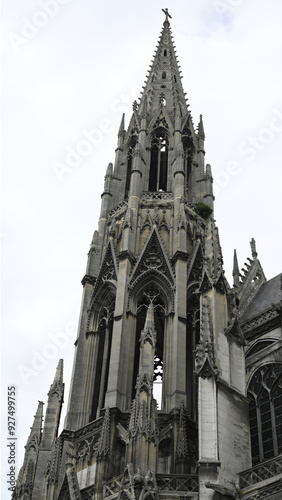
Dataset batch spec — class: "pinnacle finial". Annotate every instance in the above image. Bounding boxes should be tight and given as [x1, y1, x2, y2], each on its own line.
[250, 238, 257, 259]
[54, 359, 63, 382]
[48, 359, 64, 399]
[144, 302, 155, 331]
[118, 113, 125, 137]
[198, 114, 205, 140]
[162, 8, 172, 22]
[233, 249, 240, 288]
[233, 249, 239, 275]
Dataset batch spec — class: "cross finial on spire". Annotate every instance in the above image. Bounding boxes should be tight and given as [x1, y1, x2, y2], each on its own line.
[162, 8, 172, 22]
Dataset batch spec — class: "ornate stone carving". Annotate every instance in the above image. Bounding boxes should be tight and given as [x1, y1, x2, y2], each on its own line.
[130, 229, 175, 287]
[225, 317, 246, 346]
[45, 436, 63, 486]
[239, 454, 282, 489]
[195, 296, 218, 378]
[175, 402, 189, 462]
[96, 408, 111, 460]
[199, 271, 212, 294]
[123, 208, 134, 231]
[141, 192, 173, 201]
[118, 465, 158, 500]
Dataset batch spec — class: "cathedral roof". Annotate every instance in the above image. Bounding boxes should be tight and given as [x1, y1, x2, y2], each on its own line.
[241, 273, 282, 322]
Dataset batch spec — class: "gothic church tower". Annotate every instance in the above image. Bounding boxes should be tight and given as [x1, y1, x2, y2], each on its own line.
[15, 10, 275, 500]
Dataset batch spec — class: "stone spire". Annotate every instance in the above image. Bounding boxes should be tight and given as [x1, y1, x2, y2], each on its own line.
[137, 10, 188, 116]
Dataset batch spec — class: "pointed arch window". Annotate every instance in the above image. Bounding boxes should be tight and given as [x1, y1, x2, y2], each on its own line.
[149, 129, 169, 192]
[163, 49, 167, 56]
[248, 364, 282, 465]
[162, 71, 166, 80]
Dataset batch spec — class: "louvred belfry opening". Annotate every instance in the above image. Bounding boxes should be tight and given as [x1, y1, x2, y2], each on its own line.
[149, 129, 169, 192]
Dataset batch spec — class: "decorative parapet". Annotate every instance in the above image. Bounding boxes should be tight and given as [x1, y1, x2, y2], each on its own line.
[103, 474, 199, 499]
[117, 465, 158, 500]
[108, 201, 128, 219]
[156, 474, 198, 493]
[141, 192, 174, 202]
[241, 307, 281, 338]
[239, 454, 282, 490]
[103, 475, 123, 499]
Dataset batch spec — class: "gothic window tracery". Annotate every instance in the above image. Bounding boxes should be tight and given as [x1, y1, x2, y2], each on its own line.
[248, 364, 282, 465]
[149, 129, 169, 192]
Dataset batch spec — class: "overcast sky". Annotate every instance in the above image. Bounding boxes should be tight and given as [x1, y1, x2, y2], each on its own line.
[2, 1, 282, 497]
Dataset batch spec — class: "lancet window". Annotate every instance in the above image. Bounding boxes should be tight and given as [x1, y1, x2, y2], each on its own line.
[149, 129, 169, 192]
[248, 364, 282, 465]
[90, 293, 115, 421]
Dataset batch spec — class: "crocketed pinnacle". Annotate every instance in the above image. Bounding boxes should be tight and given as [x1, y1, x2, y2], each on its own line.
[144, 302, 155, 331]
[27, 401, 44, 444]
[197, 114, 205, 140]
[140, 302, 157, 348]
[48, 359, 64, 398]
[233, 249, 240, 288]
